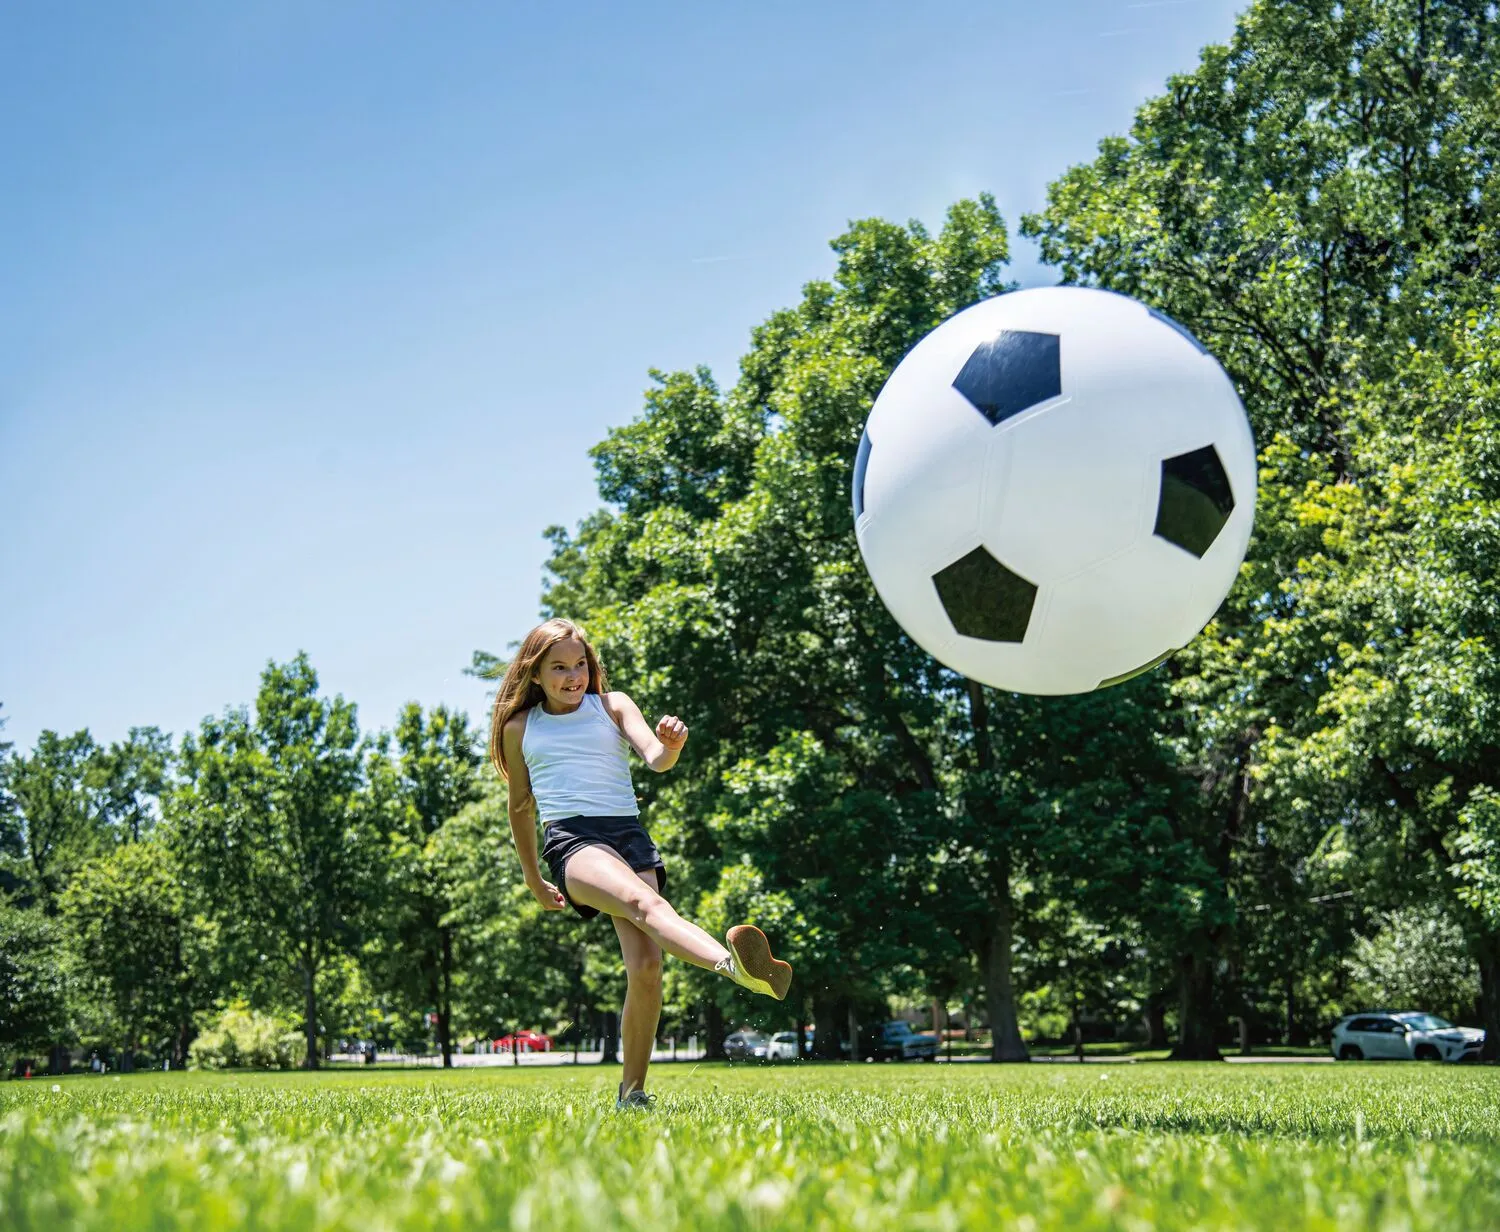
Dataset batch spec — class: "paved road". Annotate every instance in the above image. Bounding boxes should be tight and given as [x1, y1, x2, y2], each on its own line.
[330, 1049, 708, 1068]
[331, 1050, 1335, 1068]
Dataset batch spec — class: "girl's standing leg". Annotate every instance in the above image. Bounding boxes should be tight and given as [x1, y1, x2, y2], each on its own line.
[612, 878, 663, 1097]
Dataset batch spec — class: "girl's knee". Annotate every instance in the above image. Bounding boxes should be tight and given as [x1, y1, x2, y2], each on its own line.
[637, 893, 675, 932]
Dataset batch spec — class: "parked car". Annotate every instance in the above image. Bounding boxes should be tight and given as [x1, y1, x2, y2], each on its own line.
[862, 1020, 940, 1062]
[1331, 1011, 1484, 1062]
[723, 1030, 772, 1061]
[767, 1031, 800, 1061]
[496, 1030, 553, 1054]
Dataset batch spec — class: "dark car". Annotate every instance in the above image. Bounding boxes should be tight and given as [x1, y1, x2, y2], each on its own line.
[861, 1020, 940, 1062]
[723, 1030, 771, 1061]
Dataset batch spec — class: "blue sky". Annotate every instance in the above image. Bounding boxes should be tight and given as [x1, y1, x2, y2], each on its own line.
[1, 0, 1246, 754]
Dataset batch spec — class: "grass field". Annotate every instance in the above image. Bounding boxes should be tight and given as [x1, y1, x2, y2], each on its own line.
[3, 1062, 1499, 1231]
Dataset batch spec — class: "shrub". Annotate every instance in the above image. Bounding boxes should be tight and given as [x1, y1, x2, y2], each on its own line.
[1345, 905, 1480, 1023]
[188, 1002, 302, 1070]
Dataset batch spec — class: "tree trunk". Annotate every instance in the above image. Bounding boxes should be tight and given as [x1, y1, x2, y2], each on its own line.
[438, 926, 454, 1068]
[175, 1019, 194, 1069]
[811, 998, 843, 1060]
[966, 680, 1029, 1064]
[703, 1000, 726, 1059]
[1478, 934, 1500, 1063]
[303, 952, 320, 1070]
[1168, 728, 1252, 1063]
[985, 851, 1030, 1063]
[847, 1004, 861, 1061]
[1143, 989, 1169, 1049]
[1169, 950, 1222, 1060]
[1283, 972, 1304, 1046]
[597, 1009, 619, 1063]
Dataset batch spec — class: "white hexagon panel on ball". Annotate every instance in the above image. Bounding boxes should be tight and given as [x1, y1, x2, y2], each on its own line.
[852, 286, 1256, 696]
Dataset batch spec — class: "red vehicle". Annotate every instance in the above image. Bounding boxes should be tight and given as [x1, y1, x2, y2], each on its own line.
[495, 1030, 553, 1054]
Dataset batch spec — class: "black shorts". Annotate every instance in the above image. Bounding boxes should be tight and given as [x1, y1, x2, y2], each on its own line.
[540, 814, 667, 920]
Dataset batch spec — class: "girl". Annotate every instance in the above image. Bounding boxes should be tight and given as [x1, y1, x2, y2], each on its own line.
[489, 618, 793, 1109]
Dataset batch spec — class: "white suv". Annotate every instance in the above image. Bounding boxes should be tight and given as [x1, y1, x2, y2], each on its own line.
[1331, 1011, 1485, 1062]
[767, 1032, 800, 1061]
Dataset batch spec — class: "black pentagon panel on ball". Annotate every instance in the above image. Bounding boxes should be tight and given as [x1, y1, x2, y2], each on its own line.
[951, 331, 1061, 425]
[852, 427, 872, 520]
[1154, 444, 1235, 557]
[933, 547, 1037, 643]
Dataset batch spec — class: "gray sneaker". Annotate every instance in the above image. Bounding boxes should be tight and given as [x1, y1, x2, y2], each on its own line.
[615, 1086, 657, 1111]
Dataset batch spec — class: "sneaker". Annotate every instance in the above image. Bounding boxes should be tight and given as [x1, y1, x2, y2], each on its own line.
[716, 925, 793, 1001]
[615, 1086, 657, 1111]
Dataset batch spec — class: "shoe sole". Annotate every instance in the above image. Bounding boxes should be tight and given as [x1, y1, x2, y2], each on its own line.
[726, 925, 793, 1001]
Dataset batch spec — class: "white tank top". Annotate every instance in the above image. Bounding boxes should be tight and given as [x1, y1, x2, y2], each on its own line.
[521, 692, 640, 822]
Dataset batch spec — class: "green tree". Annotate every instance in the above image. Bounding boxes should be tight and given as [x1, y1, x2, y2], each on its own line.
[541, 199, 1020, 1056]
[979, 679, 1217, 1057]
[92, 727, 172, 843]
[538, 198, 1198, 1063]
[1251, 307, 1500, 1055]
[171, 654, 373, 1068]
[1346, 904, 1480, 1024]
[0, 901, 70, 1072]
[61, 840, 208, 1068]
[1232, 827, 1363, 1048]
[1455, 790, 1500, 929]
[701, 731, 943, 1058]
[1023, 0, 1498, 464]
[439, 780, 582, 1044]
[1021, 0, 1500, 1057]
[4, 730, 108, 910]
[366, 704, 484, 1067]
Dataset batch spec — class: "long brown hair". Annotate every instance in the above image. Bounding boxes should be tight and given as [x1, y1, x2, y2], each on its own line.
[487, 618, 610, 779]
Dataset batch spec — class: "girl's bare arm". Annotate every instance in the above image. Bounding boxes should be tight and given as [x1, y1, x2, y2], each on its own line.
[501, 716, 562, 907]
[603, 692, 688, 772]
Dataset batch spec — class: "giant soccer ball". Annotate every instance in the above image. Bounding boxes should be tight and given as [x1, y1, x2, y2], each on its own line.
[852, 287, 1255, 695]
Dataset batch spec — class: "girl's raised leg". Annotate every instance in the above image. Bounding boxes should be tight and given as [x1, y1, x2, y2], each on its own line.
[564, 845, 730, 970]
[567, 844, 793, 1001]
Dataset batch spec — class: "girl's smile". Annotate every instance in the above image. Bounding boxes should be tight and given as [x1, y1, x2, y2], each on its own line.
[536, 638, 590, 713]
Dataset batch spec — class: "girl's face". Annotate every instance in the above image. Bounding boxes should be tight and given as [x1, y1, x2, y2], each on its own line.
[534, 637, 589, 710]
